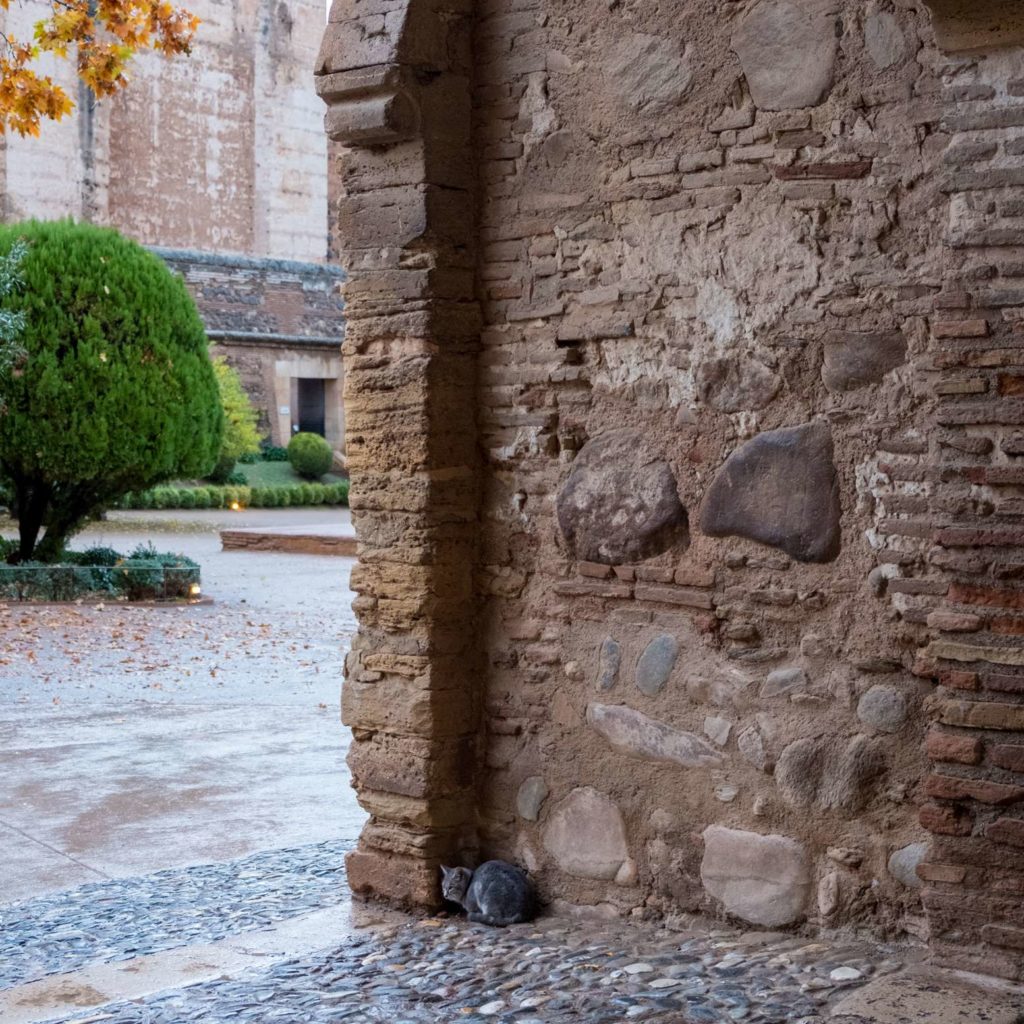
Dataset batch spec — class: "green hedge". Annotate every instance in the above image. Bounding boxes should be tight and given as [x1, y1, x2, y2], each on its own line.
[0, 542, 200, 602]
[119, 481, 348, 510]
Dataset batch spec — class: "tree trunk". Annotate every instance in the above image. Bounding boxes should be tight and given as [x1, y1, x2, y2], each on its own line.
[14, 481, 49, 562]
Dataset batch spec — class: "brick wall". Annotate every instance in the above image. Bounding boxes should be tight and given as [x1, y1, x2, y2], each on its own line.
[320, 0, 1024, 979]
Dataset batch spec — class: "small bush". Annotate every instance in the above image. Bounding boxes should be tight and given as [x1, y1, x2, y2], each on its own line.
[308, 483, 327, 505]
[70, 546, 121, 567]
[238, 452, 260, 464]
[206, 454, 236, 485]
[261, 444, 289, 462]
[288, 432, 333, 480]
[276, 486, 292, 508]
[116, 559, 164, 600]
[192, 488, 211, 510]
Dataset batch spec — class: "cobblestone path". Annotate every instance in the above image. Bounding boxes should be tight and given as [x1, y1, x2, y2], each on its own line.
[0, 841, 913, 1024]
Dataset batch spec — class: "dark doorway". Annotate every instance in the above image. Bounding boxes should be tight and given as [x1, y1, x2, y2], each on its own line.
[296, 378, 326, 437]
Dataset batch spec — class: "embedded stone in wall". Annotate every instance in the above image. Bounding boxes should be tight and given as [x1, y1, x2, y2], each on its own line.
[888, 842, 928, 889]
[821, 331, 907, 392]
[864, 10, 906, 69]
[695, 355, 780, 413]
[731, 0, 839, 111]
[700, 825, 811, 927]
[635, 635, 679, 696]
[699, 421, 841, 563]
[557, 429, 688, 565]
[761, 667, 809, 698]
[738, 725, 770, 771]
[775, 734, 885, 814]
[587, 703, 724, 768]
[542, 787, 629, 880]
[517, 777, 549, 822]
[857, 686, 908, 734]
[606, 32, 694, 112]
[596, 638, 621, 691]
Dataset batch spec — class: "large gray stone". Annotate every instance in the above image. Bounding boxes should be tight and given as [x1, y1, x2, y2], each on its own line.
[606, 32, 694, 112]
[864, 10, 906, 70]
[635, 635, 679, 696]
[588, 703, 724, 768]
[542, 787, 629, 880]
[775, 734, 885, 814]
[888, 842, 928, 889]
[732, 0, 839, 111]
[516, 776, 549, 822]
[596, 637, 621, 691]
[822, 331, 907, 392]
[695, 355, 780, 413]
[557, 429, 688, 565]
[698, 421, 841, 563]
[857, 685, 908, 734]
[700, 825, 811, 926]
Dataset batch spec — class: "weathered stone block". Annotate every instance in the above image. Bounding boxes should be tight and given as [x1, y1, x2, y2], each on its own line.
[516, 776, 549, 822]
[596, 637, 621, 691]
[700, 826, 811, 926]
[699, 421, 841, 563]
[587, 704, 724, 768]
[775, 734, 885, 814]
[542, 787, 630, 880]
[557, 429, 689, 565]
[732, 0, 838, 111]
[822, 331, 907, 392]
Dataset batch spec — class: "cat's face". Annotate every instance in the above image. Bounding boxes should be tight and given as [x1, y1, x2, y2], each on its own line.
[440, 865, 472, 904]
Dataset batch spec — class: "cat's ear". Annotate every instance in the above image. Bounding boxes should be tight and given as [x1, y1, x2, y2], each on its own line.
[440, 865, 454, 879]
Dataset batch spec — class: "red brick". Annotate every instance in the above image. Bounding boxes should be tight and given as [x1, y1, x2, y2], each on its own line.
[988, 817, 1024, 847]
[936, 527, 1024, 548]
[984, 672, 1024, 694]
[991, 744, 1024, 774]
[981, 923, 1024, 951]
[924, 773, 1024, 805]
[1000, 373, 1024, 396]
[927, 611, 983, 632]
[932, 319, 990, 339]
[939, 670, 980, 691]
[917, 862, 967, 884]
[926, 728, 983, 764]
[577, 561, 612, 579]
[674, 565, 715, 588]
[634, 584, 714, 609]
[920, 802, 974, 836]
[770, 159, 872, 180]
[941, 700, 1024, 731]
[992, 616, 1024, 636]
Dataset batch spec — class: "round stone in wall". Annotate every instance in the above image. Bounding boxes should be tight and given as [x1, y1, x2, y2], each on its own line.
[635, 635, 679, 696]
[857, 685, 907, 734]
[888, 842, 928, 889]
[731, 0, 838, 111]
[700, 825, 811, 927]
[698, 420, 841, 563]
[542, 787, 630, 880]
[516, 776, 549, 822]
[556, 429, 688, 565]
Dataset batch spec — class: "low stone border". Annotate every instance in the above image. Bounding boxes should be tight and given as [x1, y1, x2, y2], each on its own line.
[220, 529, 357, 557]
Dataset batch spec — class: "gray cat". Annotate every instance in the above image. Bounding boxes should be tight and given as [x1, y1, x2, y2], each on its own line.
[440, 860, 537, 926]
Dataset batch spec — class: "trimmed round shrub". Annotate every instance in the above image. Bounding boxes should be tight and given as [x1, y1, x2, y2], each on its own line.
[192, 488, 211, 510]
[0, 220, 223, 562]
[276, 486, 292, 508]
[176, 489, 196, 509]
[308, 483, 327, 505]
[287, 432, 333, 480]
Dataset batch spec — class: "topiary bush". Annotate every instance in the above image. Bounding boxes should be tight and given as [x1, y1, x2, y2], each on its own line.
[287, 432, 333, 480]
[0, 220, 223, 562]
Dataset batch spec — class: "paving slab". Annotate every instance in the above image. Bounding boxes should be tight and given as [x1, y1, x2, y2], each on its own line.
[831, 967, 1024, 1023]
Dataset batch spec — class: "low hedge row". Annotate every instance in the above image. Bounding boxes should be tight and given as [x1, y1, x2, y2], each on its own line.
[0, 542, 200, 602]
[120, 481, 348, 510]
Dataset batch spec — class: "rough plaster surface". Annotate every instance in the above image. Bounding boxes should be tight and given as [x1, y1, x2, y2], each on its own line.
[320, 0, 1024, 981]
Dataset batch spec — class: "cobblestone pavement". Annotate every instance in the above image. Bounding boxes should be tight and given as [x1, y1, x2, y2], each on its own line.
[40, 910, 894, 1024]
[0, 840, 352, 990]
[0, 837, 911, 1024]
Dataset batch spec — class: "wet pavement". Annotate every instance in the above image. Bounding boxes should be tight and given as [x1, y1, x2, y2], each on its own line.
[2, 514, 1022, 1023]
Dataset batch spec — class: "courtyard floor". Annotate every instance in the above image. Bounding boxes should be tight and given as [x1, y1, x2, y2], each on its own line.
[0, 513, 1021, 1023]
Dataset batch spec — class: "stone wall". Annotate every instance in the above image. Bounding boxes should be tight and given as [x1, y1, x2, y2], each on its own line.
[1, 0, 328, 263]
[319, 0, 1024, 980]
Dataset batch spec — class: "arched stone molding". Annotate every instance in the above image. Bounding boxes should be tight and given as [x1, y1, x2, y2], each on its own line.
[316, 0, 481, 907]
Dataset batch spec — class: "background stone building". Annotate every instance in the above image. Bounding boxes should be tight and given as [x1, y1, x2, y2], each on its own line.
[1, 0, 345, 450]
[319, 0, 1024, 982]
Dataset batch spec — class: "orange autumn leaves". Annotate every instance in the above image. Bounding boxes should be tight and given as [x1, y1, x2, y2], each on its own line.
[0, 0, 199, 136]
